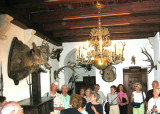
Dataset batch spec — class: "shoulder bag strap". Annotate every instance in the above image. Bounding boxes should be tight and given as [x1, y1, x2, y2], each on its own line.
[111, 95, 119, 103]
[142, 91, 144, 103]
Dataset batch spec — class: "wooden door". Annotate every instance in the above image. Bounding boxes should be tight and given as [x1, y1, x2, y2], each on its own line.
[75, 76, 96, 94]
[83, 76, 96, 90]
[123, 66, 147, 114]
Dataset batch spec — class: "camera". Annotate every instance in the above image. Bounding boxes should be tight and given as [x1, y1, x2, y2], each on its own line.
[151, 105, 157, 114]
[153, 105, 157, 109]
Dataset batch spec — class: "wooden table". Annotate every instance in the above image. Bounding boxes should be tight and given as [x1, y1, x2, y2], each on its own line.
[19, 97, 54, 114]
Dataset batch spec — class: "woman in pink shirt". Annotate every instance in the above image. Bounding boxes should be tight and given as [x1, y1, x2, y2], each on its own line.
[116, 84, 129, 114]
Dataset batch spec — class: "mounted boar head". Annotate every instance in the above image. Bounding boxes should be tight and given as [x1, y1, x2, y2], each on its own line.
[8, 37, 51, 85]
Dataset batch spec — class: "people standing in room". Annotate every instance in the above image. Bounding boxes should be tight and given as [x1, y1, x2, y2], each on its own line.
[49, 82, 64, 114]
[0, 96, 7, 110]
[60, 94, 82, 114]
[0, 101, 23, 114]
[131, 82, 146, 114]
[60, 85, 70, 109]
[78, 97, 88, 114]
[86, 91, 103, 114]
[147, 88, 160, 114]
[116, 84, 129, 114]
[80, 87, 85, 97]
[94, 84, 105, 105]
[106, 85, 119, 114]
[84, 88, 92, 103]
[145, 80, 159, 111]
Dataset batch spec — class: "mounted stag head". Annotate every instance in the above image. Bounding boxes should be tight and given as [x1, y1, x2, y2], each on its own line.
[141, 48, 157, 74]
[54, 62, 76, 80]
[50, 47, 63, 61]
[38, 39, 63, 61]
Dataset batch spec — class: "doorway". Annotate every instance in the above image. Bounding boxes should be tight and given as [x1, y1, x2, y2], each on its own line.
[123, 66, 147, 114]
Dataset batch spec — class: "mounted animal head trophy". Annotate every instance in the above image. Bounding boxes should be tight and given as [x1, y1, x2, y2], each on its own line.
[141, 48, 157, 74]
[8, 37, 51, 85]
[102, 65, 116, 82]
[38, 39, 63, 61]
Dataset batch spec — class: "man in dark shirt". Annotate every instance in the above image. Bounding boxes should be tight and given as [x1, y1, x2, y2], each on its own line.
[145, 80, 159, 110]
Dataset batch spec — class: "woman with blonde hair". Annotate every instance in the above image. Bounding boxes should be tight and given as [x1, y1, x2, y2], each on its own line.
[131, 82, 146, 114]
[147, 88, 160, 114]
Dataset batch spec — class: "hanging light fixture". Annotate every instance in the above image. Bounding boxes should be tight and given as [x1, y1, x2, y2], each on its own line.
[76, 2, 125, 74]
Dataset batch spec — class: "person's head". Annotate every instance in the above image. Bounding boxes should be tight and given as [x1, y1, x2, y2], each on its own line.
[116, 84, 126, 93]
[110, 85, 117, 94]
[153, 88, 160, 97]
[51, 81, 59, 91]
[81, 97, 87, 109]
[94, 84, 100, 92]
[61, 85, 68, 95]
[80, 87, 85, 96]
[90, 91, 100, 102]
[133, 82, 142, 91]
[70, 94, 82, 109]
[0, 101, 23, 114]
[0, 96, 7, 107]
[85, 88, 92, 96]
[152, 80, 159, 89]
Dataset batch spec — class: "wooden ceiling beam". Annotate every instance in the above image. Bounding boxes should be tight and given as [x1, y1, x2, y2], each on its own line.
[44, 14, 160, 31]
[53, 24, 160, 37]
[30, 0, 160, 23]
[8, 0, 110, 8]
[60, 32, 155, 42]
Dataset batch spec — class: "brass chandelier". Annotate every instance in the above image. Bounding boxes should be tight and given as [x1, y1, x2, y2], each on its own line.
[76, 3, 125, 74]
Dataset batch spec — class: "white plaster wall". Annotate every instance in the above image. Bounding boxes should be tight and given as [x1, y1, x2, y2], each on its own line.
[59, 42, 96, 89]
[154, 32, 160, 82]
[96, 39, 154, 96]
[33, 36, 59, 96]
[0, 24, 29, 101]
[60, 39, 155, 96]
[0, 23, 58, 101]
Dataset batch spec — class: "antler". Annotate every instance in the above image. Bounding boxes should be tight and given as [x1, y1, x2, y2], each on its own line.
[141, 48, 157, 73]
[54, 62, 76, 80]
[121, 42, 126, 56]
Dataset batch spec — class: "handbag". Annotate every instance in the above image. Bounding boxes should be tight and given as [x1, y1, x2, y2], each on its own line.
[122, 97, 127, 103]
[132, 102, 141, 108]
[104, 102, 110, 111]
[132, 91, 144, 108]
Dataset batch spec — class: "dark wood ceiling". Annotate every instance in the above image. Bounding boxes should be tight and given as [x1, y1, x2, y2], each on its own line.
[1, 0, 160, 46]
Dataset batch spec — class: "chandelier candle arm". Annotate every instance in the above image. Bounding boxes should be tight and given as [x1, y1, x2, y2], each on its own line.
[76, 2, 125, 73]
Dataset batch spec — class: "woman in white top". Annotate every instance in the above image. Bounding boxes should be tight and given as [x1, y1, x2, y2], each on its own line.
[131, 82, 146, 114]
[148, 88, 160, 114]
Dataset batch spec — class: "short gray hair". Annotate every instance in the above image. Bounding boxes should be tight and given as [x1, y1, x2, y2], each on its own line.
[91, 91, 100, 101]
[61, 85, 68, 90]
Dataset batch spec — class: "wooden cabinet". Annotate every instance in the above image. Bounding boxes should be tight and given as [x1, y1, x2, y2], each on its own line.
[19, 97, 54, 114]
[123, 66, 147, 114]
